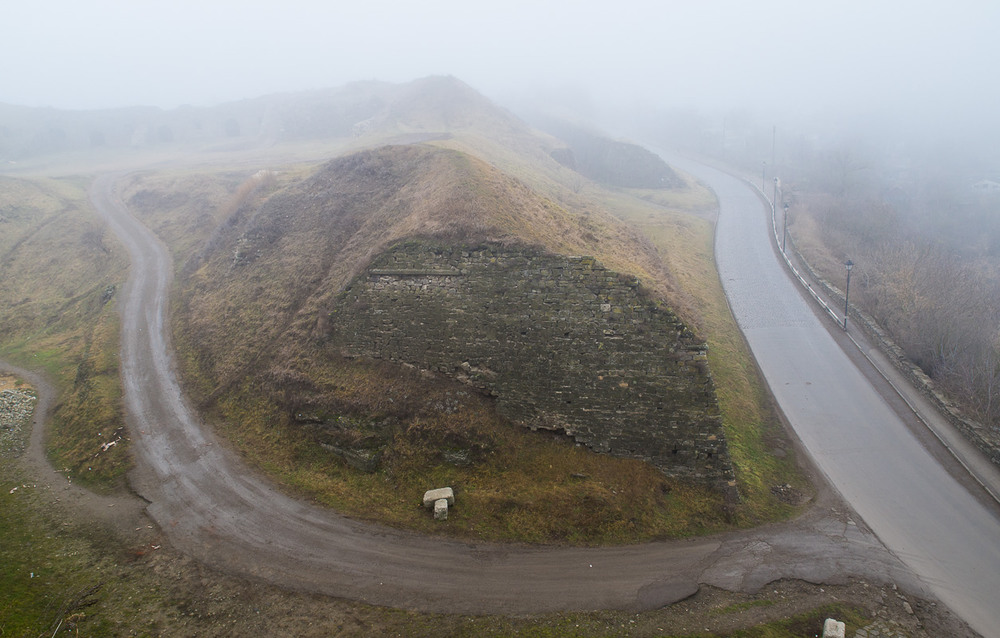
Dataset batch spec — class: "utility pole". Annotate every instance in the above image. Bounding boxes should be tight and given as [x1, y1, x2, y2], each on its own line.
[844, 260, 854, 330]
[782, 203, 789, 252]
[771, 125, 776, 170]
[722, 117, 727, 158]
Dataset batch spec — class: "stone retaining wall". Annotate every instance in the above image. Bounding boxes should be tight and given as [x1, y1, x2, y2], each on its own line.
[328, 241, 734, 487]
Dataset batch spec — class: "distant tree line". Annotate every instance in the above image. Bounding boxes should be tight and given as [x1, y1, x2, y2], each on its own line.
[793, 158, 1000, 431]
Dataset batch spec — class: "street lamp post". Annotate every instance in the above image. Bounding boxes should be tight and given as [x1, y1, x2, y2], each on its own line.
[773, 177, 778, 209]
[782, 203, 789, 252]
[843, 259, 854, 330]
[761, 161, 766, 191]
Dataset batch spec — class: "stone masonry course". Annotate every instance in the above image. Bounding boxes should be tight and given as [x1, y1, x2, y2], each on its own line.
[328, 241, 734, 487]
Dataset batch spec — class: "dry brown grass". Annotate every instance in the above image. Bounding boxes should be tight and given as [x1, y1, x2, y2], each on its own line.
[212, 368, 730, 545]
[0, 174, 130, 489]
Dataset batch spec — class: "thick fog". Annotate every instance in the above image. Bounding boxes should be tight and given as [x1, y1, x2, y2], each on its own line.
[6, 0, 998, 127]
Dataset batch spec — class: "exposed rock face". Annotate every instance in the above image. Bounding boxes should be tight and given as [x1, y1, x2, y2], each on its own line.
[329, 241, 734, 487]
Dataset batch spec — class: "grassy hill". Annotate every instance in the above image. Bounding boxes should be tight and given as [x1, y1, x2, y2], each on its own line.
[174, 144, 682, 391]
[129, 143, 734, 544]
[0, 75, 805, 542]
[115, 77, 803, 541]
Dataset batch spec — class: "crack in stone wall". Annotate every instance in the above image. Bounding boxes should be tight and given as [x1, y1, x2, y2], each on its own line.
[329, 241, 734, 487]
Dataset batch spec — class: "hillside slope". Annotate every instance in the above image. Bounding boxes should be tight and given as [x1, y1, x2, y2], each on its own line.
[0, 76, 548, 161]
[108, 77, 805, 539]
[138, 142, 750, 542]
[176, 143, 681, 402]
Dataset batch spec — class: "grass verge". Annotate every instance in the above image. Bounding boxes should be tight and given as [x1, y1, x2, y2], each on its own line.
[595, 174, 808, 526]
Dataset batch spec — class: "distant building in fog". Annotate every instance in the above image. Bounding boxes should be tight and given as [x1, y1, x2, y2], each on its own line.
[972, 179, 1000, 193]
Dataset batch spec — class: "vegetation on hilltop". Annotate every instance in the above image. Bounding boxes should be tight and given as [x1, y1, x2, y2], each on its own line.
[786, 161, 1000, 436]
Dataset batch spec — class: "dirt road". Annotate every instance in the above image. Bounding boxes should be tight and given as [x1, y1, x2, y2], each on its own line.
[82, 172, 928, 615]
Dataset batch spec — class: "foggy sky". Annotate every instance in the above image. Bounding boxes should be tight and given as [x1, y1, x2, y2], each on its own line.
[5, 0, 999, 130]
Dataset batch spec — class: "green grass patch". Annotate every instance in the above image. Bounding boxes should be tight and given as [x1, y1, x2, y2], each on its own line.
[210, 369, 732, 545]
[0, 471, 116, 637]
[719, 603, 870, 638]
[710, 599, 777, 616]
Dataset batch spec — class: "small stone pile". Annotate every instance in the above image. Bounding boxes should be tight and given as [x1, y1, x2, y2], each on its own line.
[0, 388, 36, 457]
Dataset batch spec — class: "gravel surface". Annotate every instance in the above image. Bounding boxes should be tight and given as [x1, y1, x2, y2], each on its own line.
[0, 386, 36, 458]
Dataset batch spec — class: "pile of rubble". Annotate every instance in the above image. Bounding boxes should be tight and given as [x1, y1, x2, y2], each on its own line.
[1, 388, 36, 457]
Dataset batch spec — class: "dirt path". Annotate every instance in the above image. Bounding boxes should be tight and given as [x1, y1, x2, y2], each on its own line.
[0, 361, 148, 536]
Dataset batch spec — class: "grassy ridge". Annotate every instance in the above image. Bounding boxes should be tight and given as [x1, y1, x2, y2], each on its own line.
[0, 175, 129, 490]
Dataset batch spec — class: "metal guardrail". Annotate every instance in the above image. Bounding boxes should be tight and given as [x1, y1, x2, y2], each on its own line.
[742, 176, 1000, 506]
[744, 178, 843, 326]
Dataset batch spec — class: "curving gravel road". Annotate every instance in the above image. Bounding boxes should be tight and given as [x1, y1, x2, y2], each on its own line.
[88, 169, 927, 617]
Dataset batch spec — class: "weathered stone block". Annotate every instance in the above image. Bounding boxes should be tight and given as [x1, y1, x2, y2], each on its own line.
[422, 487, 455, 508]
[822, 618, 845, 638]
[433, 498, 449, 520]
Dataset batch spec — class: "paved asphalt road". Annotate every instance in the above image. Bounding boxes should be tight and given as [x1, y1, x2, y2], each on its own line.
[81, 160, 985, 628]
[666, 156, 1000, 637]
